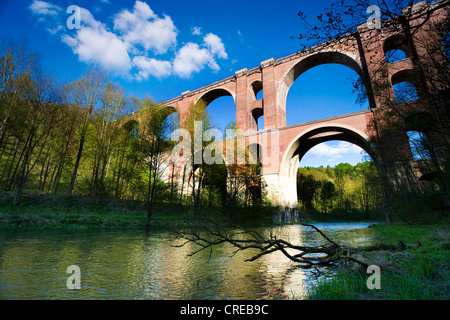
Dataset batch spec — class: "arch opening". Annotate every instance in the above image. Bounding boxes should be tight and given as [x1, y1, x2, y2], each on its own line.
[296, 138, 384, 219]
[280, 124, 385, 220]
[250, 81, 263, 101]
[283, 52, 364, 89]
[195, 88, 236, 134]
[249, 80, 264, 131]
[383, 33, 414, 63]
[196, 88, 234, 108]
[257, 116, 264, 131]
[283, 52, 370, 127]
[161, 106, 180, 132]
[390, 68, 422, 102]
[444, 31, 450, 62]
[406, 130, 432, 161]
[385, 48, 408, 64]
[122, 120, 140, 140]
[256, 89, 263, 101]
[393, 81, 419, 103]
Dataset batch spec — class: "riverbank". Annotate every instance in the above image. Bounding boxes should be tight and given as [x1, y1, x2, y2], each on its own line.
[0, 192, 383, 230]
[0, 192, 274, 229]
[307, 218, 450, 300]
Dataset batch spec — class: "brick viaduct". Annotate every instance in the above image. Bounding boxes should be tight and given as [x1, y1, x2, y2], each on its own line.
[123, 0, 450, 221]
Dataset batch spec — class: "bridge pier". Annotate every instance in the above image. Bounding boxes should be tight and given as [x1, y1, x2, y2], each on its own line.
[262, 173, 304, 223]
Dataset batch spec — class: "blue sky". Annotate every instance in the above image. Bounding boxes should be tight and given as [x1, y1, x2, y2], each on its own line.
[0, 0, 370, 167]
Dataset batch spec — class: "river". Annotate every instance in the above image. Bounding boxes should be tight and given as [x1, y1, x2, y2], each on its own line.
[0, 222, 378, 300]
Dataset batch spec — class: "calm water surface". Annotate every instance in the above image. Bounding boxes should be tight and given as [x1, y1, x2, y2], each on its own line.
[0, 222, 377, 300]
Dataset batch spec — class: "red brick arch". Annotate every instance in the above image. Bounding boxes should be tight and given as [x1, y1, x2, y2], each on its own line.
[277, 122, 377, 215]
[277, 50, 366, 123]
[193, 87, 236, 111]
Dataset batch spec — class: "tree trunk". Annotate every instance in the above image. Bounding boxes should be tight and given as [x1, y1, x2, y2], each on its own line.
[67, 130, 86, 196]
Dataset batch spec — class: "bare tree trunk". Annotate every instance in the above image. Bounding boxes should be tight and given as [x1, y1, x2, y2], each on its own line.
[67, 127, 87, 196]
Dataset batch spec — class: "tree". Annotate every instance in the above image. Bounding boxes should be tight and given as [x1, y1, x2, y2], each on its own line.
[297, 171, 323, 209]
[12, 66, 64, 204]
[134, 101, 176, 227]
[90, 82, 127, 202]
[320, 180, 337, 213]
[0, 38, 38, 151]
[178, 101, 214, 215]
[222, 124, 267, 212]
[46, 101, 81, 194]
[66, 66, 108, 196]
[356, 161, 383, 218]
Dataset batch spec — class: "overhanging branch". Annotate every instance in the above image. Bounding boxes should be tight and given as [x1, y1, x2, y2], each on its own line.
[173, 221, 419, 269]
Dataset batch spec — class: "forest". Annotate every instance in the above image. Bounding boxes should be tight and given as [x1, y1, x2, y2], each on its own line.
[0, 38, 278, 226]
[0, 39, 167, 208]
[297, 162, 384, 220]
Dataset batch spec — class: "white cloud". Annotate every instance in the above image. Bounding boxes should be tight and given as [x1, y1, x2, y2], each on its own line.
[308, 141, 362, 158]
[62, 8, 131, 75]
[32, 0, 229, 80]
[130, 32, 228, 79]
[78, 7, 103, 30]
[173, 42, 219, 78]
[300, 141, 365, 167]
[29, 0, 61, 16]
[172, 33, 227, 78]
[203, 33, 228, 59]
[47, 24, 63, 35]
[132, 56, 172, 79]
[29, 0, 62, 31]
[113, 1, 177, 55]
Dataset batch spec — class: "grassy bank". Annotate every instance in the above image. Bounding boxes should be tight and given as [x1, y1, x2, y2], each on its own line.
[0, 193, 179, 229]
[307, 218, 450, 300]
[0, 192, 274, 230]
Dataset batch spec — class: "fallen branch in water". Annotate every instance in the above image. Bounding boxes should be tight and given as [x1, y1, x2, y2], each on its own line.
[173, 221, 417, 269]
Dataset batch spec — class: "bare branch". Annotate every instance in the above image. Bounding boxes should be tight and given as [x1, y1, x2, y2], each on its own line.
[174, 220, 364, 268]
[301, 223, 341, 248]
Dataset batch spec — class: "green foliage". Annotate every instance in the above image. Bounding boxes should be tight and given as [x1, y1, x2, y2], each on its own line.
[297, 162, 384, 220]
[308, 263, 437, 300]
[308, 219, 450, 300]
[320, 181, 336, 213]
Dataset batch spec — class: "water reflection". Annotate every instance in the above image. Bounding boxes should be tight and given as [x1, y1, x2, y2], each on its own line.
[0, 222, 377, 300]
